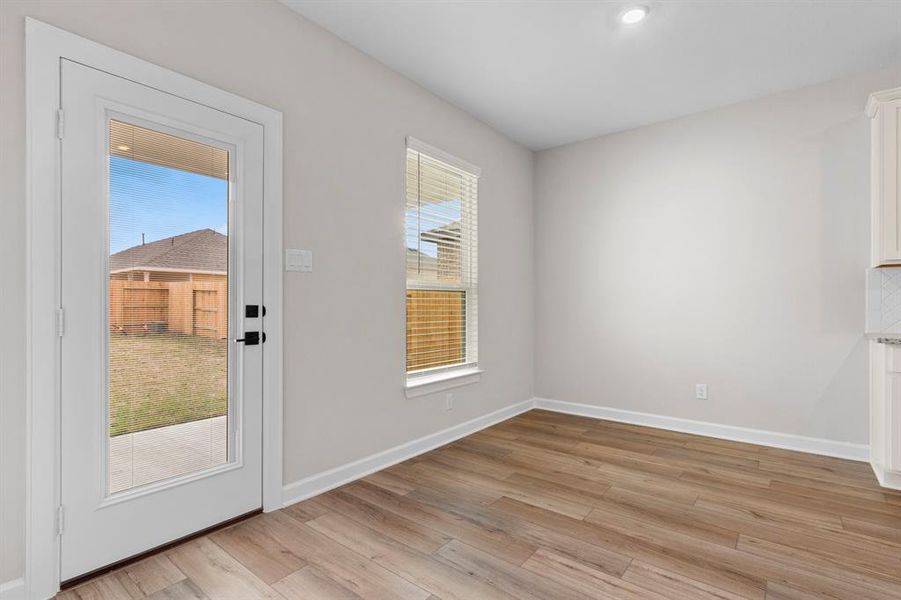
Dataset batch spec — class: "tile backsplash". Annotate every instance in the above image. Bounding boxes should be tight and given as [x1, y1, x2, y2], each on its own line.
[867, 267, 901, 333]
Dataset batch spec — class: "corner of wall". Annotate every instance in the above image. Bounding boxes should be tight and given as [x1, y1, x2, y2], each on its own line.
[0, 578, 25, 600]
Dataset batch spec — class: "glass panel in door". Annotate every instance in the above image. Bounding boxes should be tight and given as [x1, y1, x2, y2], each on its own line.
[107, 119, 231, 494]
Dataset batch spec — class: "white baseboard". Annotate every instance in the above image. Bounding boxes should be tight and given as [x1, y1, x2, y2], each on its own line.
[533, 397, 869, 462]
[0, 578, 25, 600]
[871, 461, 901, 490]
[282, 399, 534, 507]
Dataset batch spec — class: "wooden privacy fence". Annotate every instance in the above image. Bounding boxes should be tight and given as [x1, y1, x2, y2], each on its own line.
[406, 289, 466, 372]
[109, 279, 227, 338]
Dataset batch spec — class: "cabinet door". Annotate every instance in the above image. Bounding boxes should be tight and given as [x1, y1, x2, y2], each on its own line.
[893, 372, 901, 473]
[878, 343, 901, 476]
[870, 341, 887, 470]
[875, 98, 901, 265]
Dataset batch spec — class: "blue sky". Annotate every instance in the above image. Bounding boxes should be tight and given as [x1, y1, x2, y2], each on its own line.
[109, 156, 228, 254]
[405, 198, 461, 258]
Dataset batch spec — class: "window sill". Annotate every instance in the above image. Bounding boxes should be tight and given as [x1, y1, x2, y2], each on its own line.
[405, 367, 484, 398]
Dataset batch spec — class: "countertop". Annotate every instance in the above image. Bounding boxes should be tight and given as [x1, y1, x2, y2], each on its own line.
[866, 332, 901, 342]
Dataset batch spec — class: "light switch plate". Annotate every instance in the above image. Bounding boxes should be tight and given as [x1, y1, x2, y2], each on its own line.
[285, 248, 313, 272]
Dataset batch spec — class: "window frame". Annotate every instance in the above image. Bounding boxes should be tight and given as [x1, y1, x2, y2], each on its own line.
[404, 137, 481, 396]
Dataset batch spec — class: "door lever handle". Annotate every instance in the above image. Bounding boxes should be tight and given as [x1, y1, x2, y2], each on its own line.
[235, 331, 261, 345]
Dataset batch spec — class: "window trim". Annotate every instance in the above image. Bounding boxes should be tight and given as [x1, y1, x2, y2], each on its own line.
[406, 136, 482, 177]
[404, 137, 480, 391]
[405, 366, 484, 398]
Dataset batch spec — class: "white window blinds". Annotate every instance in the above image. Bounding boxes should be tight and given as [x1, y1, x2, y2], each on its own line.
[405, 141, 478, 375]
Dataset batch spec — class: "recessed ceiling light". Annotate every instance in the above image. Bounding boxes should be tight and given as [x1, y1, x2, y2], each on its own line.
[620, 5, 649, 25]
[116, 145, 131, 151]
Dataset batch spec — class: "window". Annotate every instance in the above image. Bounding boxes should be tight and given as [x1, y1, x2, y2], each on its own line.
[405, 138, 479, 384]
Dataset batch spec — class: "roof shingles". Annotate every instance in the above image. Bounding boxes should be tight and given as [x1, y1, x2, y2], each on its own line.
[110, 229, 227, 273]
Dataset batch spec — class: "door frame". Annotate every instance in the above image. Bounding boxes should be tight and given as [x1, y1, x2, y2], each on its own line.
[25, 19, 284, 599]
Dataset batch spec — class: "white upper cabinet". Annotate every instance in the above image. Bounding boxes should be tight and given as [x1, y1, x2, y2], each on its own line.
[869, 87, 901, 267]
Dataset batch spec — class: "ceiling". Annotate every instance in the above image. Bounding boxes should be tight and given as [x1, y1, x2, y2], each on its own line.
[282, 1, 901, 150]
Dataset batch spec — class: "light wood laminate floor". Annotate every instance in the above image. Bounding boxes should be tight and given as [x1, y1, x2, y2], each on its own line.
[58, 410, 901, 599]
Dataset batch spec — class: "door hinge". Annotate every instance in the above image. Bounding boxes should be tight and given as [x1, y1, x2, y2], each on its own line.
[57, 108, 65, 139]
[57, 505, 65, 536]
[57, 307, 65, 337]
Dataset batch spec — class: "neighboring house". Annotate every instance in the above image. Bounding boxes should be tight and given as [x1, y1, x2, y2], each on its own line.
[109, 229, 228, 338]
[110, 228, 227, 282]
[421, 221, 462, 283]
[406, 247, 438, 281]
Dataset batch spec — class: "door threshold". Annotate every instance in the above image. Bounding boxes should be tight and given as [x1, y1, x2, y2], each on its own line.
[59, 508, 262, 590]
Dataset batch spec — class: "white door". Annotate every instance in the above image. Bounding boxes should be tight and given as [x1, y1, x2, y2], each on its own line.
[59, 59, 264, 581]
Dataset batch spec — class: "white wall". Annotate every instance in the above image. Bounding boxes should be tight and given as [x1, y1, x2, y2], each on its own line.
[0, 0, 534, 584]
[535, 66, 900, 446]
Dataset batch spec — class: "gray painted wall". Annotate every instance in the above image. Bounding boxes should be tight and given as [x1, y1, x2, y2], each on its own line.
[535, 66, 900, 445]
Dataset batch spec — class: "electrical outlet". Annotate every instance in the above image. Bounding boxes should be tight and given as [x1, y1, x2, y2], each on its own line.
[696, 383, 708, 400]
[445, 393, 454, 411]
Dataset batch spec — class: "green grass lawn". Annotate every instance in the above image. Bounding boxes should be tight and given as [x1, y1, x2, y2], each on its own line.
[109, 333, 227, 436]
